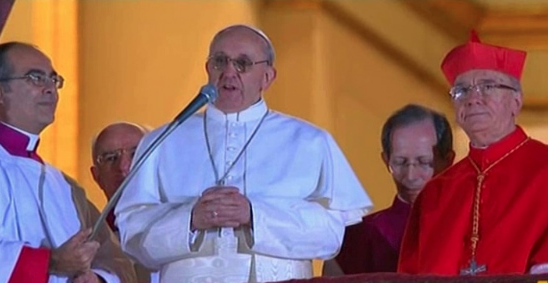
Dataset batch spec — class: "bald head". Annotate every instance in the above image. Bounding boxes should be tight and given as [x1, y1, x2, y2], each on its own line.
[90, 122, 149, 200]
[91, 122, 149, 163]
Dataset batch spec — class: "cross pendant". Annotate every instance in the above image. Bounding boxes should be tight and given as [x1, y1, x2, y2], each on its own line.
[460, 258, 487, 276]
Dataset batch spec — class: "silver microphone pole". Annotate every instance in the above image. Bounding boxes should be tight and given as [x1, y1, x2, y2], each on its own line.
[89, 84, 218, 240]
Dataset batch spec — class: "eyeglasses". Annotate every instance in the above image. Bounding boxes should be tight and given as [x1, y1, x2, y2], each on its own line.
[0, 73, 64, 89]
[389, 160, 434, 173]
[207, 55, 269, 73]
[96, 147, 137, 165]
[449, 82, 517, 101]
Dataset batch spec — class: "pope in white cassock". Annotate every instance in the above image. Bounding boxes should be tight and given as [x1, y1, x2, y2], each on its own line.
[0, 42, 136, 283]
[115, 25, 373, 283]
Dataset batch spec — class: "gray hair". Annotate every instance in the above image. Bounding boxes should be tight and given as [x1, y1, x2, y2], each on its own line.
[209, 24, 276, 66]
[508, 75, 522, 93]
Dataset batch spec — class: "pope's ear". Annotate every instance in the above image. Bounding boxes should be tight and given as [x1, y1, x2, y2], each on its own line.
[261, 67, 277, 91]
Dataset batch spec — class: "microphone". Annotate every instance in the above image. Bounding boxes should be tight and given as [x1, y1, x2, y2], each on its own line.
[173, 83, 218, 126]
[89, 84, 218, 240]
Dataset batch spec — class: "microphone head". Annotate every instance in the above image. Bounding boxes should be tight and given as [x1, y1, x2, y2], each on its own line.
[200, 84, 218, 103]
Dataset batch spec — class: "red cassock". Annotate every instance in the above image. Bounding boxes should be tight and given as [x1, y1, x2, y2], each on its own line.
[398, 126, 548, 275]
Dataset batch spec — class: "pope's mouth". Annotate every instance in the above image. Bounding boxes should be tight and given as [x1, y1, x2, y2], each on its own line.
[220, 85, 239, 92]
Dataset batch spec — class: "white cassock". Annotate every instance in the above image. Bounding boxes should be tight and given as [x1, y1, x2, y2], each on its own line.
[0, 145, 120, 283]
[116, 100, 373, 283]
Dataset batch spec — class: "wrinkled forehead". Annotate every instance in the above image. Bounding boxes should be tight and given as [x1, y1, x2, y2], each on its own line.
[7, 45, 54, 74]
[209, 27, 268, 58]
[454, 69, 513, 86]
[390, 120, 438, 152]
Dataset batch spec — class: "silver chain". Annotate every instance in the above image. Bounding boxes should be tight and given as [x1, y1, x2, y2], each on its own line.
[203, 110, 269, 185]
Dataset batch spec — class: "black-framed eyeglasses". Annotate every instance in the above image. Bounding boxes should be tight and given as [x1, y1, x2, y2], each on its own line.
[449, 82, 517, 101]
[96, 147, 137, 165]
[207, 55, 269, 73]
[0, 73, 64, 89]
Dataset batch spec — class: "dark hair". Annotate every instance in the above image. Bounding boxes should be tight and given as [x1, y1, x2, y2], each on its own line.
[0, 42, 36, 91]
[381, 104, 453, 158]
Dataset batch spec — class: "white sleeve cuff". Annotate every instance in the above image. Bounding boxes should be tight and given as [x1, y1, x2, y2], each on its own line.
[530, 263, 548, 274]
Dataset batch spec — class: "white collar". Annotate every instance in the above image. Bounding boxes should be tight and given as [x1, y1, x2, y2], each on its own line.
[206, 99, 268, 122]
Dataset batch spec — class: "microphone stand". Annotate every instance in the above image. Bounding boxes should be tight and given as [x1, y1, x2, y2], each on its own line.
[89, 85, 217, 240]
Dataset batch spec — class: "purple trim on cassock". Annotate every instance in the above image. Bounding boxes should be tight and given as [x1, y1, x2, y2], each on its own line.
[336, 196, 411, 274]
[0, 122, 43, 163]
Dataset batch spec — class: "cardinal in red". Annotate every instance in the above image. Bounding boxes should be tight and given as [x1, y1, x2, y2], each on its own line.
[398, 31, 548, 276]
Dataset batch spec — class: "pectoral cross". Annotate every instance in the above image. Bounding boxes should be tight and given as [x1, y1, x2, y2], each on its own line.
[460, 258, 487, 276]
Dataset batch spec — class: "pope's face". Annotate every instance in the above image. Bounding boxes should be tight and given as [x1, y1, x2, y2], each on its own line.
[206, 27, 276, 113]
